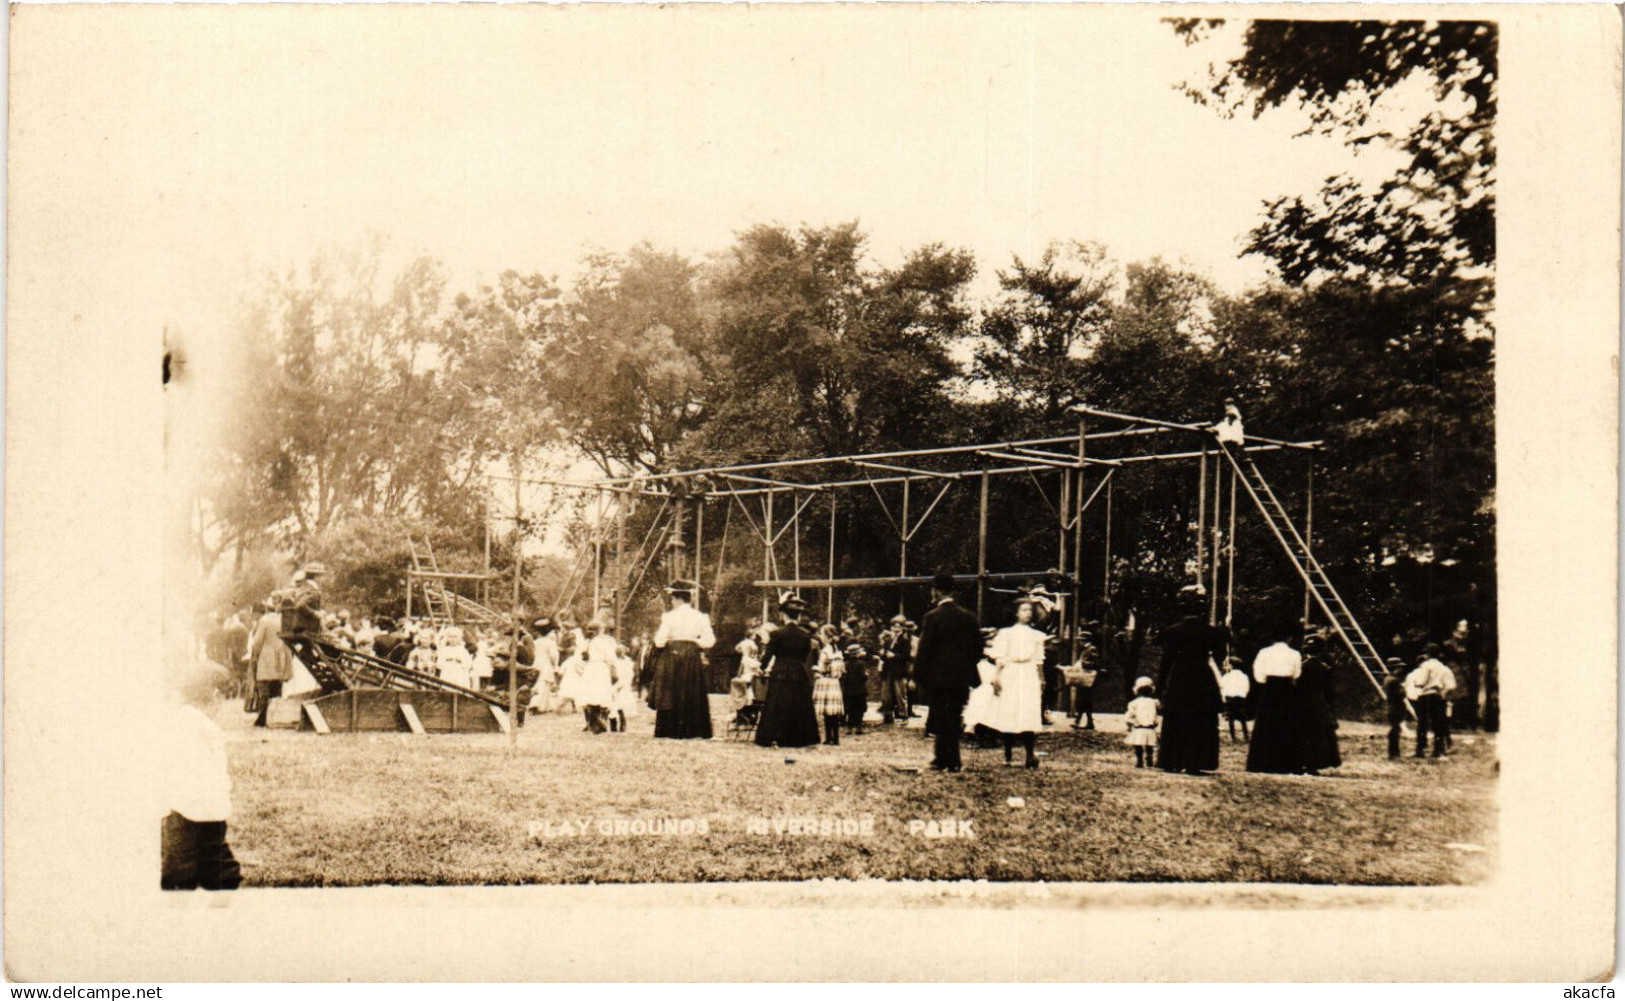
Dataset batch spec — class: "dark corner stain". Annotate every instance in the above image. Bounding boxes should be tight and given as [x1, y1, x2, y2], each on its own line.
[163, 351, 172, 386]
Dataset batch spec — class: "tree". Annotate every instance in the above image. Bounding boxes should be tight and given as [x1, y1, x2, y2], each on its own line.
[544, 245, 712, 477]
[974, 241, 1114, 429]
[206, 240, 509, 574]
[693, 222, 976, 466]
[1173, 19, 1496, 324]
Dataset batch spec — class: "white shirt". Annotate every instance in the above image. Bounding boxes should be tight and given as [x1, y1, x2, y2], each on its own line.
[1124, 696, 1160, 728]
[653, 603, 716, 649]
[990, 623, 1047, 668]
[1407, 658, 1455, 697]
[166, 703, 232, 822]
[1252, 642, 1303, 682]
[585, 633, 619, 664]
[1219, 669, 1251, 699]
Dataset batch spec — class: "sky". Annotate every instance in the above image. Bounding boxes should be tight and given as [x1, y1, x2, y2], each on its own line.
[10, 4, 1403, 325]
[11, 4, 1408, 540]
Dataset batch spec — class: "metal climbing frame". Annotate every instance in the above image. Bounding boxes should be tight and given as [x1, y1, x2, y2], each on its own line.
[513, 404, 1381, 681]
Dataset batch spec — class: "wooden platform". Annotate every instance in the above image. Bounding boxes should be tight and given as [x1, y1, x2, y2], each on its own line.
[291, 689, 510, 734]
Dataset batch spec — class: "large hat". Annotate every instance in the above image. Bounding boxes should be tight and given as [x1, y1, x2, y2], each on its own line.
[1026, 585, 1061, 606]
[929, 569, 958, 592]
[532, 617, 554, 632]
[778, 591, 807, 613]
[980, 627, 998, 639]
[1177, 584, 1207, 609]
[889, 613, 911, 626]
[299, 562, 330, 577]
[1134, 676, 1155, 692]
[665, 579, 696, 596]
[1385, 656, 1407, 670]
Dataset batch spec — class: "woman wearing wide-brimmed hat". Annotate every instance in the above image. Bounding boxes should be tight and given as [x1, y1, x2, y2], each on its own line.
[754, 592, 820, 749]
[647, 579, 717, 739]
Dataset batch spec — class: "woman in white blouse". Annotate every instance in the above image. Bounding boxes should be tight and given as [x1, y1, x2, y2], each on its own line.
[986, 597, 1047, 768]
[1246, 627, 1304, 774]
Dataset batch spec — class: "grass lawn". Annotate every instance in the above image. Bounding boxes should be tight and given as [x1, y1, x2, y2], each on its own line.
[222, 696, 1496, 887]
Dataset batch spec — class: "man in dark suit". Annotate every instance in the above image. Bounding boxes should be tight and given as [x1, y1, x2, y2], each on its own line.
[912, 570, 982, 772]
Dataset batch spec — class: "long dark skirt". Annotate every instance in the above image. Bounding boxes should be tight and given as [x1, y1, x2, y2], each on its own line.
[841, 665, 868, 727]
[648, 642, 713, 740]
[1247, 677, 1303, 773]
[1298, 693, 1341, 772]
[755, 670, 820, 748]
[1159, 708, 1221, 773]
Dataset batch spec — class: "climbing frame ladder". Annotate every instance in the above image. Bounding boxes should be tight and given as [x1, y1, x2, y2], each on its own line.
[1218, 444, 1389, 701]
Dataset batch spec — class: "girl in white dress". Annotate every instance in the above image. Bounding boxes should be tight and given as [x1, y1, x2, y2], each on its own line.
[1124, 676, 1161, 768]
[576, 622, 617, 734]
[611, 645, 639, 732]
[405, 630, 438, 677]
[987, 598, 1047, 768]
[435, 626, 474, 689]
[471, 633, 494, 690]
[962, 628, 1000, 746]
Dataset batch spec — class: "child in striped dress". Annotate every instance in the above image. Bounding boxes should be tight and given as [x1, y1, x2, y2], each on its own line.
[1124, 676, 1160, 769]
[813, 624, 846, 746]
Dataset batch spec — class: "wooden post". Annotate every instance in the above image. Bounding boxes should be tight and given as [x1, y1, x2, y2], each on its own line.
[1103, 476, 1113, 598]
[976, 470, 989, 620]
[1302, 459, 1315, 627]
[1196, 447, 1208, 589]
[761, 492, 773, 622]
[592, 487, 604, 621]
[898, 479, 910, 615]
[694, 495, 705, 612]
[826, 492, 838, 622]
[508, 470, 522, 751]
[1057, 468, 1070, 579]
[405, 577, 413, 621]
[791, 491, 801, 596]
[1071, 414, 1086, 662]
[614, 494, 628, 640]
[483, 494, 492, 608]
[1209, 460, 1223, 625]
[1225, 460, 1237, 627]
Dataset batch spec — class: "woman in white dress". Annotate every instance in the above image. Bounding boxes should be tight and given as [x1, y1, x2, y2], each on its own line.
[987, 597, 1047, 768]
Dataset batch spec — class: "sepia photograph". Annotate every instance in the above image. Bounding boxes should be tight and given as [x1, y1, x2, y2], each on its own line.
[4, 1, 1618, 983]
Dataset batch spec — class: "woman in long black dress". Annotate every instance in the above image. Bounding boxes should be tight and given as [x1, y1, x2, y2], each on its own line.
[1295, 634, 1341, 773]
[1156, 588, 1227, 775]
[754, 594, 821, 749]
[1246, 626, 1304, 773]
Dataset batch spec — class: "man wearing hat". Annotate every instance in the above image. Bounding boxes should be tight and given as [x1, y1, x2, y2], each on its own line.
[648, 579, 717, 739]
[1383, 655, 1410, 760]
[878, 614, 915, 725]
[283, 563, 328, 637]
[912, 570, 982, 772]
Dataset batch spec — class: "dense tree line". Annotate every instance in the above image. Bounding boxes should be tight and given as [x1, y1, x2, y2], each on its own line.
[197, 19, 1495, 708]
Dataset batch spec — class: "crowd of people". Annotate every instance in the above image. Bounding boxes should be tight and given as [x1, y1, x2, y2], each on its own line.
[198, 550, 1472, 778]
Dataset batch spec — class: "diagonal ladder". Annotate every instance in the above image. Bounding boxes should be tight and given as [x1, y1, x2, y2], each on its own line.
[408, 536, 455, 624]
[1217, 444, 1391, 703]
